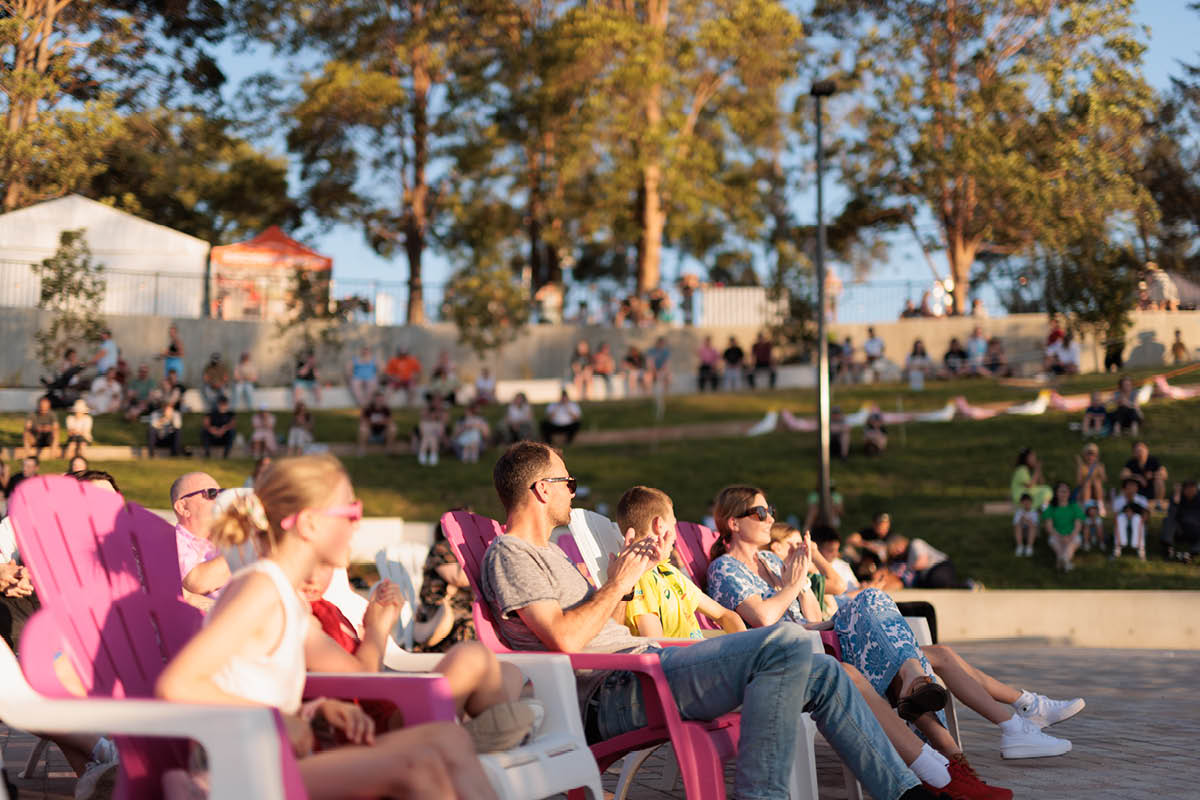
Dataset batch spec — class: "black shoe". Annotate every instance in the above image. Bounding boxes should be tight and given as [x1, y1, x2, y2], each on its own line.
[900, 786, 943, 800]
[897, 676, 949, 721]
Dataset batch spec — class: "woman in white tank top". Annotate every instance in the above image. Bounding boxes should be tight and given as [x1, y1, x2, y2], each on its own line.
[157, 455, 496, 800]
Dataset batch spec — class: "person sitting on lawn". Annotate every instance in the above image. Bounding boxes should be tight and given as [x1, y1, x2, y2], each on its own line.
[169, 471, 232, 607]
[1012, 494, 1039, 557]
[201, 352, 231, 410]
[347, 345, 380, 408]
[123, 363, 157, 420]
[1121, 439, 1168, 512]
[884, 534, 971, 588]
[1108, 375, 1143, 436]
[502, 392, 536, 442]
[1081, 502, 1104, 553]
[1112, 477, 1149, 560]
[1163, 480, 1200, 562]
[298, 562, 540, 752]
[23, 395, 59, 459]
[202, 395, 237, 459]
[159, 369, 185, 410]
[250, 405, 277, 458]
[473, 367, 497, 405]
[1081, 392, 1108, 437]
[287, 400, 315, 456]
[1011, 447, 1053, 510]
[86, 368, 123, 415]
[569, 340, 594, 401]
[864, 412, 888, 456]
[454, 403, 491, 464]
[479, 441, 945, 800]
[417, 400, 445, 466]
[1075, 442, 1107, 513]
[1042, 482, 1084, 572]
[540, 389, 581, 446]
[146, 398, 182, 458]
[983, 337, 1011, 377]
[156, 455, 499, 800]
[63, 398, 94, 460]
[357, 392, 396, 456]
[384, 347, 422, 405]
[616, 485, 746, 639]
[941, 338, 969, 378]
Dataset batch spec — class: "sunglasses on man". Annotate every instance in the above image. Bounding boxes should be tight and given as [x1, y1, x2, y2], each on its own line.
[531, 476, 577, 495]
[178, 487, 221, 502]
[738, 505, 776, 521]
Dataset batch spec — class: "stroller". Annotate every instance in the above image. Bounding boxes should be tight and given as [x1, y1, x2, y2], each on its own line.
[40, 364, 85, 409]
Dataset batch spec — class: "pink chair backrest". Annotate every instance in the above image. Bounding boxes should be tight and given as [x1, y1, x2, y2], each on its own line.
[555, 532, 598, 587]
[438, 510, 515, 653]
[9, 476, 209, 797]
[673, 521, 720, 592]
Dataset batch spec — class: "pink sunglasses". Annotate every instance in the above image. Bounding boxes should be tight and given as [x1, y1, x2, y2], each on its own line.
[281, 500, 363, 531]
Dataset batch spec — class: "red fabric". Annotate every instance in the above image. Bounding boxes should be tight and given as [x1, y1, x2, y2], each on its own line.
[309, 599, 401, 737]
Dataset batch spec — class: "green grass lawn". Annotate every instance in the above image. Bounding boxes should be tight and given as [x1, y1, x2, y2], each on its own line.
[4, 363, 1195, 448]
[19, 382, 1200, 591]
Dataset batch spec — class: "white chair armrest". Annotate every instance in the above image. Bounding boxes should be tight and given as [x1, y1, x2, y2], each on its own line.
[905, 616, 933, 646]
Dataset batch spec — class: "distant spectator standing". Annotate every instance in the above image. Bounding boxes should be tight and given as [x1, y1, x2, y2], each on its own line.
[1171, 329, 1189, 364]
[474, 367, 497, 404]
[591, 343, 616, 398]
[696, 335, 720, 392]
[747, 332, 776, 390]
[201, 353, 231, 410]
[569, 340, 594, 401]
[232, 352, 257, 410]
[347, 346, 379, 407]
[721, 336, 745, 390]
[965, 326, 988, 375]
[146, 399, 182, 458]
[541, 389, 581, 445]
[22, 396, 58, 459]
[1121, 440, 1168, 511]
[90, 328, 119, 376]
[646, 336, 671, 391]
[823, 269, 842, 322]
[160, 324, 185, 380]
[286, 400, 314, 455]
[1108, 375, 1143, 435]
[862, 327, 885, 378]
[1012, 494, 1039, 557]
[970, 298, 988, 319]
[384, 347, 422, 405]
[201, 395, 236, 459]
[503, 392, 536, 442]
[250, 405, 277, 458]
[63, 398, 93, 460]
[357, 391, 396, 455]
[622, 345, 650, 396]
[1145, 262, 1179, 310]
[1043, 482, 1084, 572]
[293, 349, 321, 405]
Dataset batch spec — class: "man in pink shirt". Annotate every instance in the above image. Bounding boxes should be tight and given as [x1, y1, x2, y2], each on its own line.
[170, 471, 231, 607]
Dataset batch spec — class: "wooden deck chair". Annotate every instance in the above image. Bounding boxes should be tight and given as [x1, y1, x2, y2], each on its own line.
[8, 476, 456, 799]
[441, 509, 823, 800]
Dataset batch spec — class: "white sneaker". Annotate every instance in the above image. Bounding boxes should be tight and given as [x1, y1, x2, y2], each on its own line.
[1025, 545, 1034, 557]
[1015, 545, 1023, 556]
[1000, 716, 1072, 758]
[1015, 692, 1086, 728]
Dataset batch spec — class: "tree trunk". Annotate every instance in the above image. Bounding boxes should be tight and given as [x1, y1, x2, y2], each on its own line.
[635, 0, 669, 294]
[404, 1, 430, 326]
[945, 233, 978, 315]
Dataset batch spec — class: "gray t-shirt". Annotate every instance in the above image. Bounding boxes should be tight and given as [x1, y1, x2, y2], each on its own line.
[480, 533, 655, 709]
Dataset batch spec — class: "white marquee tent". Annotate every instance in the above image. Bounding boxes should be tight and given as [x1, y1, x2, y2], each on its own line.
[0, 194, 211, 317]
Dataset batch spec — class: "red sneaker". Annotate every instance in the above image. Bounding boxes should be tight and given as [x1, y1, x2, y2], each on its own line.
[944, 754, 1013, 800]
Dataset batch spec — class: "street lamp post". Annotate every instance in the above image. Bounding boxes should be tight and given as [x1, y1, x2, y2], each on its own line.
[811, 78, 836, 526]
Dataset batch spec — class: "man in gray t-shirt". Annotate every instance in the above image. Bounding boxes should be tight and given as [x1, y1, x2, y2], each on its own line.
[479, 442, 925, 800]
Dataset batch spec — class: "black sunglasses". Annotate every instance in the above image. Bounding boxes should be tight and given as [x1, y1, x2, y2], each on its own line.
[179, 487, 221, 502]
[532, 476, 577, 495]
[738, 505, 776, 522]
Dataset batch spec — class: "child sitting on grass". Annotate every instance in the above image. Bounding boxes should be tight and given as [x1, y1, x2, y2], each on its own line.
[1012, 493, 1039, 557]
[156, 454, 498, 800]
[1081, 501, 1104, 553]
[616, 485, 746, 639]
[1082, 392, 1107, 437]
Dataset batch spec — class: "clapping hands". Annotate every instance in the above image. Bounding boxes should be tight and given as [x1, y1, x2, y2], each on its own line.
[363, 579, 404, 635]
[606, 527, 668, 594]
[1, 563, 33, 598]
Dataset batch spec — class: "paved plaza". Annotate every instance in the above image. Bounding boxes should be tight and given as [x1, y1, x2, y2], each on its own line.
[4, 642, 1198, 799]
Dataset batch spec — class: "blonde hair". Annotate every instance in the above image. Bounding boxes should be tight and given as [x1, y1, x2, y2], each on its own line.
[767, 522, 800, 549]
[616, 485, 673, 541]
[210, 454, 348, 555]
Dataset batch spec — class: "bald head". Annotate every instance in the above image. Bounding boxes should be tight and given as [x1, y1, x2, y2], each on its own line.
[171, 472, 220, 539]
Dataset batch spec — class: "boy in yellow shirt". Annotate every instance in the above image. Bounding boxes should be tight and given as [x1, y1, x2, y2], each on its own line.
[616, 485, 746, 638]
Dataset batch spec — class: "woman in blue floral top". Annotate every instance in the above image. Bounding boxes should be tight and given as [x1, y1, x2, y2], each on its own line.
[705, 485, 1080, 779]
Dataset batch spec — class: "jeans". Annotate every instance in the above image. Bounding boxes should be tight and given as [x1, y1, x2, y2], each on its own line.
[234, 381, 255, 410]
[593, 623, 918, 800]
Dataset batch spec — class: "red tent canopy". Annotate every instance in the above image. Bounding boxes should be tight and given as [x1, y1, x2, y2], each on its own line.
[210, 226, 332, 272]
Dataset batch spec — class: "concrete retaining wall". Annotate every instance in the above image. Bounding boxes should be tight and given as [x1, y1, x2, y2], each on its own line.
[896, 589, 1200, 650]
[2, 307, 1198, 389]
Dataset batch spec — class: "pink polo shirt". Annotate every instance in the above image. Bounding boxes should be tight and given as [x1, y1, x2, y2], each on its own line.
[175, 522, 221, 598]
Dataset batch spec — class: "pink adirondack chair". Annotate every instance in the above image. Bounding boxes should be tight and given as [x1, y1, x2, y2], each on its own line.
[674, 521, 843, 654]
[441, 510, 742, 800]
[9, 476, 455, 799]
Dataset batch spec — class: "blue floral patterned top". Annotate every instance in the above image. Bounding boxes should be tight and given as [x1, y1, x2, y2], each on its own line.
[706, 552, 809, 625]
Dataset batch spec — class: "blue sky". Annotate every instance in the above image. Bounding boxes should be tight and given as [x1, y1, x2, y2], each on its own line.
[219, 1, 1200, 301]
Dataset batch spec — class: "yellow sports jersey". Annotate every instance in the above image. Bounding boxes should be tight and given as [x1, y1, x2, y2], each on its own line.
[624, 561, 704, 639]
